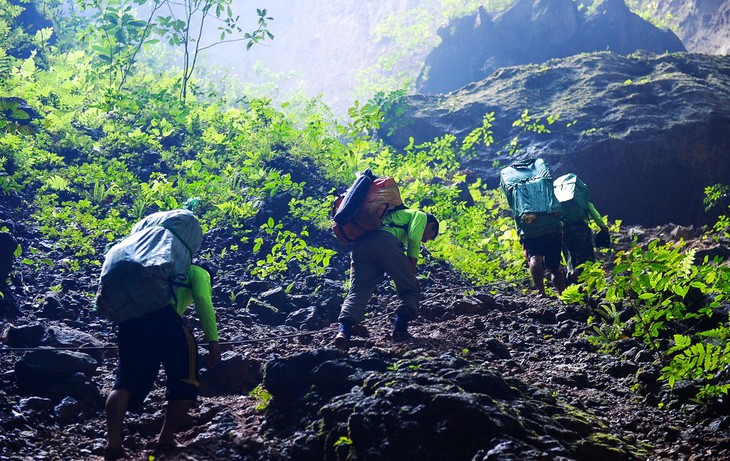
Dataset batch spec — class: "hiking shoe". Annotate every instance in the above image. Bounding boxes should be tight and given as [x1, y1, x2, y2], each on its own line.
[103, 445, 126, 460]
[350, 324, 370, 338]
[334, 332, 350, 350]
[392, 330, 413, 343]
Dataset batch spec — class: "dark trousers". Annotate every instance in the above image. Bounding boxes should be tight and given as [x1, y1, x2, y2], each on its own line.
[338, 231, 419, 324]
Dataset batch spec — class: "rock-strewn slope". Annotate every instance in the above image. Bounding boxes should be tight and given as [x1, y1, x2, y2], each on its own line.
[382, 51, 730, 226]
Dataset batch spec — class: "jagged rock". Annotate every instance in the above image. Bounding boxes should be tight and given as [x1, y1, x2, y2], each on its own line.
[246, 298, 286, 325]
[637, 0, 730, 55]
[40, 293, 62, 319]
[241, 280, 272, 293]
[383, 52, 730, 226]
[199, 354, 261, 397]
[449, 296, 486, 315]
[259, 287, 293, 313]
[285, 307, 320, 330]
[4, 324, 44, 347]
[4, 323, 105, 357]
[417, 0, 685, 94]
[266, 351, 639, 460]
[15, 397, 53, 425]
[14, 350, 98, 399]
[54, 397, 85, 426]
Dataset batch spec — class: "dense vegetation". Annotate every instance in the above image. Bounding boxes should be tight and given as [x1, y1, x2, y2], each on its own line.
[1, 0, 729, 409]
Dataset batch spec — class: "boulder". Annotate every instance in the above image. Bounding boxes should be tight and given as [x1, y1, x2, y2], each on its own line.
[246, 298, 286, 325]
[15, 350, 98, 399]
[265, 351, 639, 460]
[199, 353, 262, 396]
[382, 52, 730, 226]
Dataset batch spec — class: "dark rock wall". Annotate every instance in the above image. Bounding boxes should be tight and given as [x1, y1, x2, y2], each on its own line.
[382, 52, 730, 226]
[417, 0, 686, 94]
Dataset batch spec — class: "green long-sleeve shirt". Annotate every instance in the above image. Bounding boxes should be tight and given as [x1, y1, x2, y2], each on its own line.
[586, 202, 606, 228]
[174, 264, 219, 341]
[381, 208, 427, 260]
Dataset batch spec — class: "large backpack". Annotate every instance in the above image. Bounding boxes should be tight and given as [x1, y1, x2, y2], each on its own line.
[499, 158, 561, 223]
[95, 209, 203, 323]
[331, 169, 404, 245]
[553, 173, 591, 224]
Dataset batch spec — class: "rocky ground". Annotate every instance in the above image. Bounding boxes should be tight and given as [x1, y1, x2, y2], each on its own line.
[1, 216, 730, 460]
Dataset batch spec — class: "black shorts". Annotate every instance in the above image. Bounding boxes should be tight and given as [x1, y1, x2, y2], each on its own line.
[114, 307, 199, 407]
[563, 222, 595, 272]
[522, 232, 562, 270]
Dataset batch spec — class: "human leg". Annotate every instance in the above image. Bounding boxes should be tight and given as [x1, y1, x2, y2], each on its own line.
[543, 233, 567, 295]
[106, 320, 160, 455]
[338, 236, 385, 326]
[378, 237, 419, 334]
[105, 389, 130, 453]
[528, 255, 546, 295]
[159, 319, 198, 447]
[157, 399, 194, 447]
[564, 223, 594, 283]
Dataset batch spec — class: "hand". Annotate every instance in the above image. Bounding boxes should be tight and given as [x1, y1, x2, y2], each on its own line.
[408, 257, 418, 275]
[595, 227, 611, 248]
[207, 341, 221, 369]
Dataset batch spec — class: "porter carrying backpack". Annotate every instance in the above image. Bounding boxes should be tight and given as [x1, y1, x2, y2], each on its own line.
[331, 168, 404, 245]
[499, 158, 560, 224]
[553, 173, 591, 224]
[95, 209, 203, 323]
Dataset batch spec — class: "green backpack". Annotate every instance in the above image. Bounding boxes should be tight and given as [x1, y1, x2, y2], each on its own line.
[553, 173, 590, 224]
[499, 158, 561, 221]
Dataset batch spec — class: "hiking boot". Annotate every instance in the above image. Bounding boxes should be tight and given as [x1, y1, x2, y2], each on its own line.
[392, 330, 413, 343]
[350, 324, 370, 338]
[334, 332, 350, 350]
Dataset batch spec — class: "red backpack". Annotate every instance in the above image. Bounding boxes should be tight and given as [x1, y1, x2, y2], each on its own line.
[332, 170, 404, 245]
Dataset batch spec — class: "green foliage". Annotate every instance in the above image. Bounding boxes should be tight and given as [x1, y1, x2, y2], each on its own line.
[333, 436, 353, 447]
[704, 183, 730, 237]
[585, 303, 624, 351]
[576, 238, 730, 401]
[251, 218, 336, 280]
[248, 384, 272, 411]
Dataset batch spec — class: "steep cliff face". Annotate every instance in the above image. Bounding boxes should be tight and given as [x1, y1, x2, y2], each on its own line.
[632, 0, 730, 54]
[380, 52, 730, 227]
[214, 1, 727, 114]
[416, 0, 686, 94]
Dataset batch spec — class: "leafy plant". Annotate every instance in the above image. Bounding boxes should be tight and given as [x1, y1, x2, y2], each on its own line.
[248, 384, 272, 411]
[333, 436, 353, 447]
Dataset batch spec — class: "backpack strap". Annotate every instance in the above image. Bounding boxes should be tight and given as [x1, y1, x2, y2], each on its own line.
[381, 204, 410, 230]
[168, 273, 193, 308]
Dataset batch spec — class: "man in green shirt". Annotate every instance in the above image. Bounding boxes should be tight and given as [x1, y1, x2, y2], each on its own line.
[104, 262, 220, 459]
[335, 209, 439, 350]
[561, 200, 609, 284]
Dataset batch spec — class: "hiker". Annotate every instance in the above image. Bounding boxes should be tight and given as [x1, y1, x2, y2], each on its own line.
[334, 209, 439, 350]
[98, 206, 219, 460]
[104, 260, 220, 460]
[554, 173, 610, 284]
[500, 158, 566, 297]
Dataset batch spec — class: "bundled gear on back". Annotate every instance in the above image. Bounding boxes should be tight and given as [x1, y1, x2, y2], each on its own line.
[499, 158, 561, 226]
[95, 209, 203, 323]
[331, 168, 405, 245]
[554, 173, 611, 248]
